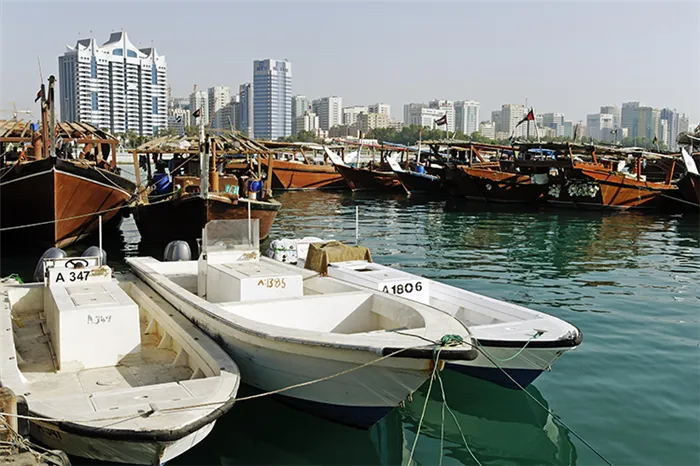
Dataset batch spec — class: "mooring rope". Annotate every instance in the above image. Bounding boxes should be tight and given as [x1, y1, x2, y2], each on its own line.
[0, 335, 467, 425]
[445, 318, 614, 466]
[0, 204, 129, 232]
[407, 335, 480, 466]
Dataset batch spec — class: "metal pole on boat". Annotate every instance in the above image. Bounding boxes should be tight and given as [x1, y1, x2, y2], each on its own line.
[98, 215, 103, 267]
[248, 199, 252, 245]
[355, 206, 359, 245]
[199, 111, 209, 200]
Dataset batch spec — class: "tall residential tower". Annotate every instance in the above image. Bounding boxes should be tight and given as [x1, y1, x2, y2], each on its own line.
[253, 59, 292, 140]
[58, 32, 168, 136]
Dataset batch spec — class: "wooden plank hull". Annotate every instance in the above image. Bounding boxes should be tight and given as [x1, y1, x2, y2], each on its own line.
[677, 173, 700, 209]
[547, 168, 676, 210]
[0, 158, 135, 248]
[334, 165, 403, 192]
[394, 170, 443, 196]
[447, 166, 545, 204]
[260, 159, 346, 190]
[134, 194, 281, 247]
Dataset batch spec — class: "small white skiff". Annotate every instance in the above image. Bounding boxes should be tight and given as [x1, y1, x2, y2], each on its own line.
[127, 220, 478, 428]
[0, 256, 240, 465]
[266, 237, 582, 388]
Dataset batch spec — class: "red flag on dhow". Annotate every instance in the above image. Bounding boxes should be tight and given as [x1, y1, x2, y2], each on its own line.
[516, 108, 535, 127]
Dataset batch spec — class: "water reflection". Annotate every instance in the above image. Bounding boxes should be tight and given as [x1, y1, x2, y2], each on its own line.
[394, 371, 577, 466]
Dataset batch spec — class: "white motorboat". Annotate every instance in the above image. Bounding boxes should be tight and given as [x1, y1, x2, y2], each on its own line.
[0, 256, 240, 465]
[127, 220, 478, 429]
[266, 237, 582, 389]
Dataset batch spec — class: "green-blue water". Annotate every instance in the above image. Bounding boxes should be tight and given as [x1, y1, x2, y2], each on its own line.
[2, 191, 699, 465]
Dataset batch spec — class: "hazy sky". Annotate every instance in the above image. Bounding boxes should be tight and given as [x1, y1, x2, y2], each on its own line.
[1, 1, 699, 125]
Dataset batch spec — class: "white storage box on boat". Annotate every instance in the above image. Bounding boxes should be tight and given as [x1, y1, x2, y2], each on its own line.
[43, 257, 140, 370]
[206, 261, 303, 302]
[328, 261, 430, 305]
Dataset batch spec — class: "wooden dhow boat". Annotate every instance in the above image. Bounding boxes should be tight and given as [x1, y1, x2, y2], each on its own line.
[324, 146, 404, 193]
[515, 143, 682, 210]
[0, 77, 136, 248]
[427, 141, 548, 204]
[0, 255, 240, 464]
[266, 237, 582, 389]
[676, 132, 700, 209]
[383, 143, 444, 196]
[258, 141, 345, 190]
[131, 131, 281, 249]
[127, 220, 478, 428]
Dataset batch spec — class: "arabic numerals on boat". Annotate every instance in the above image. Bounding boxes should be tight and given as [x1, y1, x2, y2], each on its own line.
[381, 281, 422, 295]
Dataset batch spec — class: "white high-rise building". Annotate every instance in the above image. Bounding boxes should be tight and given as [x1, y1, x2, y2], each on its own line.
[58, 32, 168, 136]
[403, 104, 444, 129]
[600, 105, 621, 129]
[238, 83, 254, 137]
[168, 107, 190, 135]
[189, 90, 209, 126]
[478, 121, 496, 139]
[542, 113, 565, 136]
[295, 111, 320, 134]
[587, 113, 614, 141]
[368, 103, 391, 117]
[312, 96, 343, 131]
[342, 106, 367, 126]
[455, 101, 480, 135]
[291, 95, 309, 134]
[500, 104, 526, 138]
[678, 113, 690, 135]
[208, 86, 231, 130]
[253, 59, 292, 140]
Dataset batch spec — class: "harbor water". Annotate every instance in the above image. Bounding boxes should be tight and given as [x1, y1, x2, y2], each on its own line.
[2, 191, 698, 465]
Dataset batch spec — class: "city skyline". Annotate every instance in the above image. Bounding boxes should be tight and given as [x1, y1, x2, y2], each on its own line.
[1, 2, 698, 127]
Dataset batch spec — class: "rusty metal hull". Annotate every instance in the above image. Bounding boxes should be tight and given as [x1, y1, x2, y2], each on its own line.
[133, 194, 281, 247]
[0, 157, 135, 248]
[261, 159, 345, 190]
[547, 168, 676, 210]
[334, 165, 403, 192]
[447, 166, 545, 204]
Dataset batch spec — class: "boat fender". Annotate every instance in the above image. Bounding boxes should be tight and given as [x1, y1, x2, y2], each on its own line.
[163, 240, 192, 261]
[82, 246, 107, 265]
[33, 247, 67, 282]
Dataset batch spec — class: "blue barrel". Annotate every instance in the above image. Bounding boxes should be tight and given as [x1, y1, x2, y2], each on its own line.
[247, 179, 263, 193]
[415, 165, 426, 174]
[153, 172, 172, 194]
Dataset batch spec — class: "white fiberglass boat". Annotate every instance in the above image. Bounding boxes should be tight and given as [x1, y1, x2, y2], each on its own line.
[266, 238, 582, 389]
[0, 256, 240, 465]
[127, 220, 478, 428]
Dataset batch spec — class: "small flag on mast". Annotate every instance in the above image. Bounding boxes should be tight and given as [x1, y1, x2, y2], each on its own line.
[34, 89, 43, 102]
[192, 108, 201, 118]
[652, 135, 658, 144]
[515, 108, 535, 128]
[434, 114, 447, 126]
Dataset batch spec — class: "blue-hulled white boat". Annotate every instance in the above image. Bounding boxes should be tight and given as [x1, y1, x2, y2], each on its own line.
[266, 238, 582, 389]
[127, 220, 478, 428]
